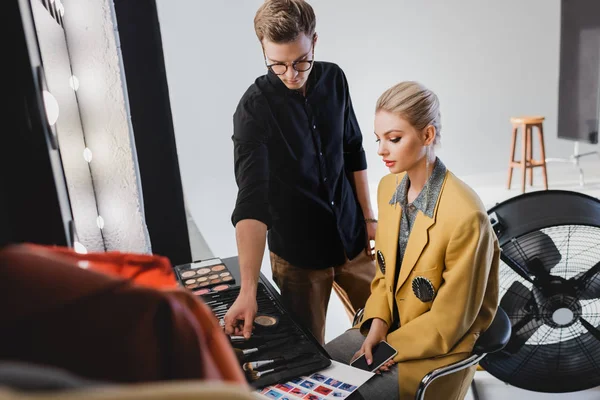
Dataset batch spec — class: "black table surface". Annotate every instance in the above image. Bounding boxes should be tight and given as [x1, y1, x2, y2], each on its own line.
[220, 256, 366, 400]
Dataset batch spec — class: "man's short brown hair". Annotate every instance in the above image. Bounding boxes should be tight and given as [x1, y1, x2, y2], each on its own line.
[254, 0, 316, 43]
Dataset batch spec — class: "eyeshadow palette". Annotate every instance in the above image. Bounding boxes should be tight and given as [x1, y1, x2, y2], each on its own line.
[200, 283, 331, 389]
[174, 258, 236, 295]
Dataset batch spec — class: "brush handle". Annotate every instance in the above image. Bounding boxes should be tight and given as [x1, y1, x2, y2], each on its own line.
[240, 338, 290, 356]
[242, 347, 259, 355]
[256, 364, 285, 378]
[243, 359, 276, 371]
[230, 332, 289, 343]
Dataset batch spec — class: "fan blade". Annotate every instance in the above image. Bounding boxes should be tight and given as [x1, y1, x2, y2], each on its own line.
[522, 230, 561, 272]
[504, 314, 544, 354]
[502, 231, 561, 284]
[500, 281, 544, 354]
[571, 261, 600, 300]
[500, 251, 536, 285]
[501, 281, 533, 317]
[580, 317, 600, 342]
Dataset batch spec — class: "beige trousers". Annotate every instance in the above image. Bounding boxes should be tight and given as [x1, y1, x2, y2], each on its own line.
[270, 250, 375, 345]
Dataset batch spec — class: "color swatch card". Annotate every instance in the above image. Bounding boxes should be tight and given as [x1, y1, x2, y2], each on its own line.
[174, 258, 236, 295]
[256, 360, 374, 399]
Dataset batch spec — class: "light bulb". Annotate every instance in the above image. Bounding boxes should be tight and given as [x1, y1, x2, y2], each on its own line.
[69, 75, 79, 91]
[42, 90, 59, 126]
[83, 147, 93, 162]
[74, 241, 88, 254]
[96, 216, 105, 229]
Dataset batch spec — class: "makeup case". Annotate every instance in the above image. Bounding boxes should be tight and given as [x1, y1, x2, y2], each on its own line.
[200, 283, 332, 389]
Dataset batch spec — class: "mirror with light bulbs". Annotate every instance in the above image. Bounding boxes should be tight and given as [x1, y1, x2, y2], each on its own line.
[17, 0, 153, 255]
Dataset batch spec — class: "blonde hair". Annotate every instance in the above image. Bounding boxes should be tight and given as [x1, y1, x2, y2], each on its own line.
[254, 0, 316, 44]
[376, 81, 441, 145]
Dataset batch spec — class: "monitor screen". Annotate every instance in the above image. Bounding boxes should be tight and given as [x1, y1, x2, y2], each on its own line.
[557, 0, 600, 144]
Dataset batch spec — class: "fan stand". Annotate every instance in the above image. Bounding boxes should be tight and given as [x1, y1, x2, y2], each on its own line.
[545, 141, 600, 186]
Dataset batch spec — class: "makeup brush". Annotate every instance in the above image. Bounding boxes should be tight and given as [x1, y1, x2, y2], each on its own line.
[233, 337, 292, 363]
[247, 358, 323, 382]
[242, 351, 313, 372]
[230, 332, 290, 343]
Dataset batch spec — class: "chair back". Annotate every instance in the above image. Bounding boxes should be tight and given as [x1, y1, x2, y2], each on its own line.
[473, 307, 511, 355]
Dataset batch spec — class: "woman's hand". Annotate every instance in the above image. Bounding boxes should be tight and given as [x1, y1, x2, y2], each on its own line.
[351, 318, 395, 374]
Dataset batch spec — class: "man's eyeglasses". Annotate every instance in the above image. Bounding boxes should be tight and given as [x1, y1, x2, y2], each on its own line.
[264, 47, 315, 75]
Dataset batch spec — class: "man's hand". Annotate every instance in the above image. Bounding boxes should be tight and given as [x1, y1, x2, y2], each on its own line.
[223, 292, 257, 339]
[351, 318, 395, 374]
[365, 220, 377, 257]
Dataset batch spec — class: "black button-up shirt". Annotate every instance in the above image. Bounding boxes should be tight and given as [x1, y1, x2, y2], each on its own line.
[231, 61, 367, 269]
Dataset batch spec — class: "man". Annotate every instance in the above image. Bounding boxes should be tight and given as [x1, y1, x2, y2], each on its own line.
[224, 0, 376, 345]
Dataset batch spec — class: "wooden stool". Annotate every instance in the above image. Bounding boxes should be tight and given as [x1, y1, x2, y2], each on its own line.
[507, 116, 549, 193]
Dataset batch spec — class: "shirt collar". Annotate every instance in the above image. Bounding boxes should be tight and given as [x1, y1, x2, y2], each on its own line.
[389, 158, 447, 218]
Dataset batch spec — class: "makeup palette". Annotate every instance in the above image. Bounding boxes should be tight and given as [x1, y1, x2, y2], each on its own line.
[174, 258, 236, 294]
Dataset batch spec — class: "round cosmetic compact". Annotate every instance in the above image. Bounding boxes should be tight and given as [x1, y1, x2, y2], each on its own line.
[195, 268, 211, 276]
[254, 313, 279, 331]
[213, 284, 230, 292]
[180, 270, 196, 278]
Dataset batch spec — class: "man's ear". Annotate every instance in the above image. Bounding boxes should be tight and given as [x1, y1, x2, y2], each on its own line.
[424, 125, 436, 146]
[313, 32, 318, 46]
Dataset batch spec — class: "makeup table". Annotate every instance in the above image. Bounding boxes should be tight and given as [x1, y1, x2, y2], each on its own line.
[220, 256, 367, 400]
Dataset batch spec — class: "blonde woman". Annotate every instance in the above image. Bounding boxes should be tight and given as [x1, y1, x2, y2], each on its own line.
[325, 81, 500, 400]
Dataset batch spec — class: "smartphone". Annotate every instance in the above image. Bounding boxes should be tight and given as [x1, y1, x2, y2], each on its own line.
[350, 340, 397, 372]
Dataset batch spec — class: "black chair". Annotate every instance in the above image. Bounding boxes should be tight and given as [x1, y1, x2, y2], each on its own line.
[352, 307, 511, 400]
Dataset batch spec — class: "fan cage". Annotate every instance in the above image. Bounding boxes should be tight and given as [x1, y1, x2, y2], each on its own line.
[481, 223, 600, 393]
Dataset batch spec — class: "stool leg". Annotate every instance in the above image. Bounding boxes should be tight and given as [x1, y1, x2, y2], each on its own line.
[527, 126, 533, 186]
[521, 124, 527, 193]
[537, 123, 548, 190]
[507, 125, 518, 189]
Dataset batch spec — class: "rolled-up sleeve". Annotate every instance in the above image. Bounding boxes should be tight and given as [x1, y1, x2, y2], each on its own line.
[341, 70, 367, 172]
[231, 98, 272, 229]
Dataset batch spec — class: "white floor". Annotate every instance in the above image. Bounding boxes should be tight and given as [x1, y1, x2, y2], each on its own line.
[323, 157, 600, 399]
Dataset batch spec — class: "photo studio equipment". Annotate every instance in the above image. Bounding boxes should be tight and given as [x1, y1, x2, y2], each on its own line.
[485, 190, 600, 393]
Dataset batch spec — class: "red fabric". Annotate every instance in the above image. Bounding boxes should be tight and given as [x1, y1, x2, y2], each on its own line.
[0, 243, 246, 387]
[28, 244, 179, 289]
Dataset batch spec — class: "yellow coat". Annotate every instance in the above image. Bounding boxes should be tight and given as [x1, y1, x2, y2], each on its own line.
[358, 170, 500, 400]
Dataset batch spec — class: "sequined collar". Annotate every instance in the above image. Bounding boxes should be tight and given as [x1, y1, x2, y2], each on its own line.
[388, 158, 447, 218]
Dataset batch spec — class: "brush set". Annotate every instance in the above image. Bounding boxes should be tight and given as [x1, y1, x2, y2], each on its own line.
[199, 283, 331, 388]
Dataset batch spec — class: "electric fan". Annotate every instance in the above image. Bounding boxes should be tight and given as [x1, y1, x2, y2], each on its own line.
[481, 190, 600, 393]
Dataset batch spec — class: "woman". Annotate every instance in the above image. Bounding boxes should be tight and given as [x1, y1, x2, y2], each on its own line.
[325, 81, 500, 400]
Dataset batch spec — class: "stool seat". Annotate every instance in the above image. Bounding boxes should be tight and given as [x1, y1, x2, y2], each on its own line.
[510, 116, 545, 124]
